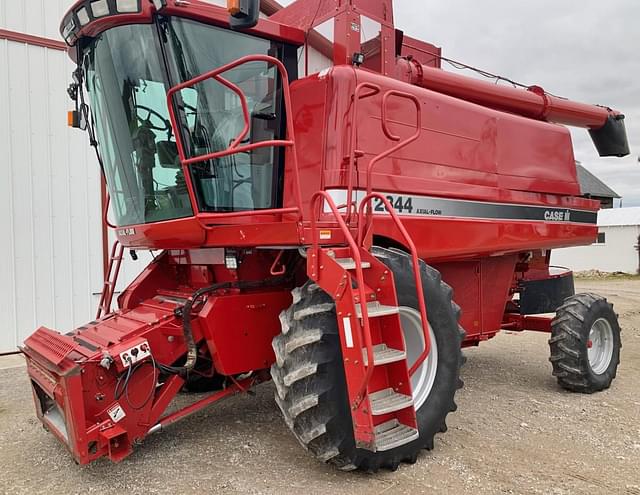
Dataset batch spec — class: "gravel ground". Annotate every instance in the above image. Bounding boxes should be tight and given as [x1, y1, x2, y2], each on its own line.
[1, 279, 639, 495]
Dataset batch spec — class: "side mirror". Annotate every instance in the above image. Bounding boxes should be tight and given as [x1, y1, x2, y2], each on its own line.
[228, 0, 259, 30]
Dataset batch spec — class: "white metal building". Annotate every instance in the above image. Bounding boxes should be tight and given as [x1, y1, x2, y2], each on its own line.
[552, 207, 640, 274]
[0, 0, 329, 354]
[1, 1, 104, 354]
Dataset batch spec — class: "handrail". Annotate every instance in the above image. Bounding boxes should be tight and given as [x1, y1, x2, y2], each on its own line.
[269, 250, 286, 276]
[358, 90, 422, 256]
[346, 83, 381, 223]
[357, 193, 430, 375]
[166, 54, 303, 223]
[103, 193, 117, 229]
[309, 191, 374, 408]
[96, 240, 124, 319]
[366, 90, 422, 196]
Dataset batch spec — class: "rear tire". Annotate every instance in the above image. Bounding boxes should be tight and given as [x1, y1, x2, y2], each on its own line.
[549, 293, 621, 393]
[270, 247, 464, 471]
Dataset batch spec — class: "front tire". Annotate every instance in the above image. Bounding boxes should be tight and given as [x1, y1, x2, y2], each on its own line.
[549, 293, 621, 393]
[270, 247, 464, 471]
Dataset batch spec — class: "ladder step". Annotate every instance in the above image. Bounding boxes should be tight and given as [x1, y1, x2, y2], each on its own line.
[355, 301, 399, 319]
[363, 344, 406, 366]
[334, 257, 371, 270]
[374, 419, 419, 451]
[369, 388, 414, 415]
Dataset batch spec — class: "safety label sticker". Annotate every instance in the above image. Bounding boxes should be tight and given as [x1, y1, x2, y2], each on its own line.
[107, 403, 126, 423]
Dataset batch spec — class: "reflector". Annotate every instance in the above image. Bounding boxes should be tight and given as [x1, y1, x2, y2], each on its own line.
[90, 0, 110, 18]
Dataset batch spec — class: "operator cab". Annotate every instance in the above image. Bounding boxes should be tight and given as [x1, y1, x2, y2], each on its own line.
[64, 1, 300, 228]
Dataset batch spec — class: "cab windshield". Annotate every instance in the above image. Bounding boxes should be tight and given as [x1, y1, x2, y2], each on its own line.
[84, 19, 286, 226]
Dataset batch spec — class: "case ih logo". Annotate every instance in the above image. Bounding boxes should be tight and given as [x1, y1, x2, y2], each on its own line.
[544, 210, 571, 222]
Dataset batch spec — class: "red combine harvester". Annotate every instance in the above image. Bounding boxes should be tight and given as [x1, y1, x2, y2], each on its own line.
[21, 0, 629, 472]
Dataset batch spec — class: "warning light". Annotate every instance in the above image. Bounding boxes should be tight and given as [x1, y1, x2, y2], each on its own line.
[68, 110, 79, 128]
[227, 0, 259, 29]
[227, 0, 241, 15]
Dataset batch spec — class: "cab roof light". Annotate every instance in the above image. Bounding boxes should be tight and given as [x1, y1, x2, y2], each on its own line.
[61, 0, 143, 45]
[76, 7, 90, 26]
[62, 17, 77, 43]
[116, 0, 140, 13]
[89, 0, 110, 18]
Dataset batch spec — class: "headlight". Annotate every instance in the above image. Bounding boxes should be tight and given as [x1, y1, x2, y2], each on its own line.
[62, 16, 77, 43]
[76, 7, 90, 26]
[116, 0, 140, 13]
[89, 0, 110, 18]
[60, 0, 142, 46]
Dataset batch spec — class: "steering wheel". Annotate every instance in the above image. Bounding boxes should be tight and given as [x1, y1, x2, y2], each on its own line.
[134, 104, 171, 132]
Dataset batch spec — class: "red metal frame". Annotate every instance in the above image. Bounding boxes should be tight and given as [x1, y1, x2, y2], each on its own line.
[60, 0, 306, 52]
[357, 193, 430, 375]
[100, 178, 110, 279]
[269, 250, 287, 275]
[309, 191, 375, 406]
[151, 373, 267, 433]
[503, 314, 553, 333]
[346, 82, 381, 222]
[367, 91, 422, 192]
[166, 54, 304, 223]
[96, 241, 124, 318]
[0, 28, 67, 51]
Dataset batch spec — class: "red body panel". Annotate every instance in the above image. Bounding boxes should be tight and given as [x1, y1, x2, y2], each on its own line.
[199, 290, 292, 375]
[321, 67, 581, 198]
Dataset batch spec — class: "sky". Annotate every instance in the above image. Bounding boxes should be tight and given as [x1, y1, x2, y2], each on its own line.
[279, 0, 640, 206]
[393, 0, 640, 206]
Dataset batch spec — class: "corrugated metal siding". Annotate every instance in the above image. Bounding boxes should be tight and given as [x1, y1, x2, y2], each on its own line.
[0, 37, 105, 352]
[0, 0, 322, 352]
[0, 0, 70, 39]
[0, 1, 148, 352]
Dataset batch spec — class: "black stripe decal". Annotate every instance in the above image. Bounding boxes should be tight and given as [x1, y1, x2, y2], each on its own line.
[327, 190, 598, 224]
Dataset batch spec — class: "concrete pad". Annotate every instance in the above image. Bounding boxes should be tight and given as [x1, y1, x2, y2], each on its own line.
[0, 353, 25, 370]
[1, 279, 639, 494]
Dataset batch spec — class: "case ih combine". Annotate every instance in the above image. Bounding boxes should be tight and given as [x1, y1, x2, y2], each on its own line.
[21, 0, 629, 472]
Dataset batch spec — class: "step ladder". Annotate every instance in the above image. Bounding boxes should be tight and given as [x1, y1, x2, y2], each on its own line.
[308, 191, 430, 452]
[332, 247, 418, 451]
[96, 240, 124, 319]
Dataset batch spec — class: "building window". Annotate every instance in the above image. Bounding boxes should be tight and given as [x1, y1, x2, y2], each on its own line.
[596, 232, 606, 244]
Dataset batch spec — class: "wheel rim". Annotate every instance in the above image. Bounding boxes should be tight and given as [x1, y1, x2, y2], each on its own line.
[399, 306, 438, 410]
[588, 317, 614, 375]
